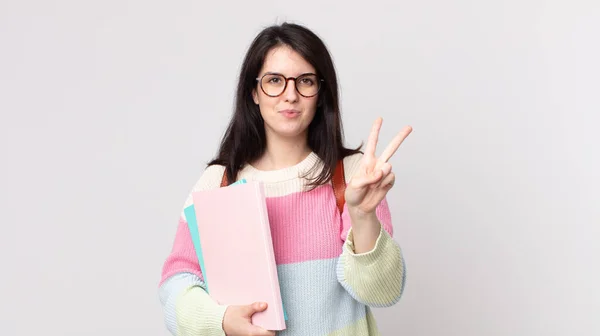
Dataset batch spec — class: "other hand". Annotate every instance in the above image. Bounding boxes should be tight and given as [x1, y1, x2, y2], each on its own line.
[222, 302, 276, 336]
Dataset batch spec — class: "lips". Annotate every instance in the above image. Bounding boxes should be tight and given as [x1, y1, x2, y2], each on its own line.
[280, 109, 300, 118]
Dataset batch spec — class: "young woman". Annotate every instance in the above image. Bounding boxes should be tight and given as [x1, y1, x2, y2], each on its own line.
[158, 22, 412, 336]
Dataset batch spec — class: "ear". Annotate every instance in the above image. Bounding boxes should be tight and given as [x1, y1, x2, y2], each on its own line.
[252, 89, 259, 105]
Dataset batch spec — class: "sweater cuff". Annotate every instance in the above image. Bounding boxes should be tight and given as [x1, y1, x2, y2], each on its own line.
[344, 224, 390, 263]
[175, 286, 228, 336]
[338, 225, 405, 307]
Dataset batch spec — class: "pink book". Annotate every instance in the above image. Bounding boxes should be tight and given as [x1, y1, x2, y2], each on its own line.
[191, 181, 287, 331]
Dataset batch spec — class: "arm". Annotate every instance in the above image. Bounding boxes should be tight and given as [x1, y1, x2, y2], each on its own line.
[336, 197, 406, 308]
[159, 217, 228, 336]
[335, 119, 411, 308]
[158, 166, 228, 335]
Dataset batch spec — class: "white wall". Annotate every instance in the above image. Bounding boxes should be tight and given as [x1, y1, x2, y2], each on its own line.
[1, 0, 598, 335]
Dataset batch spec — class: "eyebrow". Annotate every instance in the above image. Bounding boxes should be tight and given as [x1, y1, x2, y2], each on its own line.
[261, 71, 318, 77]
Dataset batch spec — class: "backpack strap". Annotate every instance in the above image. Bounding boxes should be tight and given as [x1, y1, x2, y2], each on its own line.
[220, 159, 346, 214]
[220, 169, 229, 187]
[331, 159, 346, 215]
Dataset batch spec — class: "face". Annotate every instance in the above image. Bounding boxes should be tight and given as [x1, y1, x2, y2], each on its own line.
[252, 45, 319, 142]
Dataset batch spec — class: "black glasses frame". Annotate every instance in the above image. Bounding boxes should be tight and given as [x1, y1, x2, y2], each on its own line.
[256, 72, 324, 98]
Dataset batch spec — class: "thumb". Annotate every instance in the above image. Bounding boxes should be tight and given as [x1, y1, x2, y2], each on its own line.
[244, 302, 268, 316]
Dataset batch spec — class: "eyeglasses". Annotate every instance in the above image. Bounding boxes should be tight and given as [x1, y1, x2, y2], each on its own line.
[256, 72, 324, 98]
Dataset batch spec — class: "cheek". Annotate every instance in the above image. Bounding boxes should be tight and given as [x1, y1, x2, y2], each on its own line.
[257, 98, 278, 117]
[263, 98, 278, 109]
[305, 99, 318, 116]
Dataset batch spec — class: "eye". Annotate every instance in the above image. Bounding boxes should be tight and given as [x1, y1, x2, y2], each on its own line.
[299, 77, 315, 86]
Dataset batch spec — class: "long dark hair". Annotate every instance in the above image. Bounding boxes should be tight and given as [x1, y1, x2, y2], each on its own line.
[208, 22, 361, 188]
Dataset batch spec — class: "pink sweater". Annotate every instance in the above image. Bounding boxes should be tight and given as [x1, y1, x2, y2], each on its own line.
[158, 152, 406, 335]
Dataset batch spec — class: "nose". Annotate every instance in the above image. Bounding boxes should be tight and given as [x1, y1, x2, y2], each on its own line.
[283, 78, 299, 102]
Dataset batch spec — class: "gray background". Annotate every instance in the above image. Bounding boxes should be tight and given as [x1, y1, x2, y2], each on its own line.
[1, 0, 598, 335]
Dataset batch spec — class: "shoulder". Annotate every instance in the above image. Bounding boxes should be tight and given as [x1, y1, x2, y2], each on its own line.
[341, 152, 364, 184]
[180, 164, 226, 213]
[193, 164, 226, 192]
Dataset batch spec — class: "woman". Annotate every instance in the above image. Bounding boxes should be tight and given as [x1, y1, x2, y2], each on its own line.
[158, 22, 412, 336]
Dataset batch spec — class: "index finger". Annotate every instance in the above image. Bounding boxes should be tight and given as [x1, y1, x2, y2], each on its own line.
[378, 125, 412, 163]
[365, 117, 383, 158]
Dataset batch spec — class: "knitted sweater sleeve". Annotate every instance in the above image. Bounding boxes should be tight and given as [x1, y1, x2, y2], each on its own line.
[158, 164, 228, 336]
[336, 153, 407, 307]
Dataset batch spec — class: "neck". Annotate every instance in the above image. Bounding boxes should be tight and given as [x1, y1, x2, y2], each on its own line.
[254, 133, 312, 171]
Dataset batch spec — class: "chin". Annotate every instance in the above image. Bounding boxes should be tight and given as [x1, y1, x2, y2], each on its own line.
[277, 130, 306, 139]
[268, 125, 308, 139]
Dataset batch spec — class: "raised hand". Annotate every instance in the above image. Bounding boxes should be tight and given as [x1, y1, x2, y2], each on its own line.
[345, 117, 412, 215]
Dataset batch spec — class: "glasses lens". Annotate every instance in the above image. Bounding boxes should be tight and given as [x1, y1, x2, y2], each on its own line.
[260, 74, 321, 97]
[296, 74, 320, 97]
[261, 74, 286, 96]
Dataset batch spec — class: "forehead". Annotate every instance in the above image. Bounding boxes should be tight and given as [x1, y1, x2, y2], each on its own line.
[260, 45, 316, 76]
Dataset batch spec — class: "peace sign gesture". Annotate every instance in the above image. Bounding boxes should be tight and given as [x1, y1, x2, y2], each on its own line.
[345, 117, 412, 215]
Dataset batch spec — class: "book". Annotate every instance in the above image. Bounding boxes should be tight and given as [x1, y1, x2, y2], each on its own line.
[184, 179, 287, 331]
[183, 179, 248, 292]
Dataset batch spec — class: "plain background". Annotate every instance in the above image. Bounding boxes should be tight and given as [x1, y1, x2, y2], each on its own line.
[1, 0, 598, 335]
